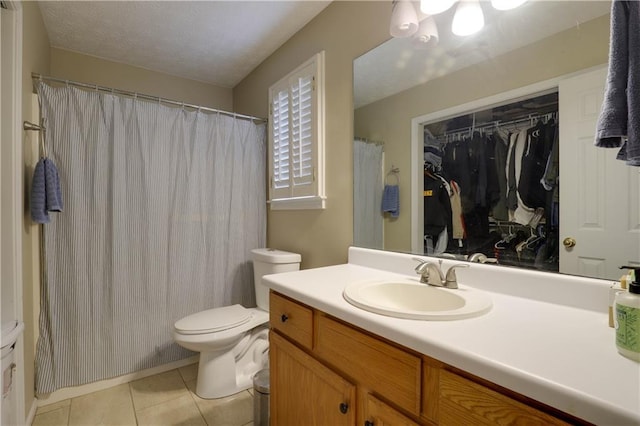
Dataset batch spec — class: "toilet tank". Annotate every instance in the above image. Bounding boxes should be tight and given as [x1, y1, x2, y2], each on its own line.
[251, 248, 301, 311]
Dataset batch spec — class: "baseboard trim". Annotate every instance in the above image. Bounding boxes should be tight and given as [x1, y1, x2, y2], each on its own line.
[25, 398, 37, 426]
[36, 356, 199, 407]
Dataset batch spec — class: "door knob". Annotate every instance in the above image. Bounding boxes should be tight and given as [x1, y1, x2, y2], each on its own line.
[563, 237, 576, 248]
[339, 402, 349, 414]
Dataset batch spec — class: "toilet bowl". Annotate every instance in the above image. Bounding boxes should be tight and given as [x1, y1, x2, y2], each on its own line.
[173, 248, 301, 399]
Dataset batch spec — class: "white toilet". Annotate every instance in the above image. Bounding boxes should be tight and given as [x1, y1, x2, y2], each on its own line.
[173, 248, 301, 399]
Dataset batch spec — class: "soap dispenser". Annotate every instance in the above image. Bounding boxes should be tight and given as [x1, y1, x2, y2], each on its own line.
[614, 266, 640, 361]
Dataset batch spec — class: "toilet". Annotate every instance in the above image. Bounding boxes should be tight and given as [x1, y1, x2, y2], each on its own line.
[173, 248, 301, 399]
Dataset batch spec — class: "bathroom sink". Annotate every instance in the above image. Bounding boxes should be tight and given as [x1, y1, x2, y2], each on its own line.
[343, 279, 492, 320]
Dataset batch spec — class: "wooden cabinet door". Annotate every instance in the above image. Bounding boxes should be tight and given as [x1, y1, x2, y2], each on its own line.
[439, 370, 569, 426]
[363, 394, 420, 426]
[270, 331, 356, 426]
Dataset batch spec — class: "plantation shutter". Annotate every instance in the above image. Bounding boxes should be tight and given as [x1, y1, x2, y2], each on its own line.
[290, 63, 315, 193]
[272, 89, 290, 189]
[268, 52, 325, 209]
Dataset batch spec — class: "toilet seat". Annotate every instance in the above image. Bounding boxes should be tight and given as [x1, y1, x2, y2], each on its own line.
[174, 304, 251, 335]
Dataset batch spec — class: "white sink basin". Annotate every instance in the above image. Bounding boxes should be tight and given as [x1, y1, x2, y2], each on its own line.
[343, 279, 492, 320]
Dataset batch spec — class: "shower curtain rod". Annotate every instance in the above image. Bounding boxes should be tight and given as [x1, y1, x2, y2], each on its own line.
[32, 73, 267, 124]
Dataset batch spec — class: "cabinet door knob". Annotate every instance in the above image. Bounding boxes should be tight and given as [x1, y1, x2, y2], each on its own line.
[280, 314, 289, 323]
[364, 421, 374, 426]
[339, 402, 349, 414]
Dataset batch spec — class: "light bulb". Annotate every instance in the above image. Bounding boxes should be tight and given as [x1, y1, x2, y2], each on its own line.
[420, 0, 457, 15]
[452, 0, 484, 36]
[491, 0, 527, 11]
[412, 16, 439, 49]
[390, 0, 419, 38]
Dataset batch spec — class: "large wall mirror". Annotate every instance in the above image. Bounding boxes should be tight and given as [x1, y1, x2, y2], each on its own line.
[353, 0, 640, 280]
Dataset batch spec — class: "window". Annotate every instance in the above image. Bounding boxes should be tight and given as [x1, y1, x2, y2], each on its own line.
[268, 51, 325, 210]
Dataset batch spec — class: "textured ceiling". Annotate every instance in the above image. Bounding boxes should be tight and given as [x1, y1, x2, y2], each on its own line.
[354, 1, 611, 108]
[39, 1, 331, 88]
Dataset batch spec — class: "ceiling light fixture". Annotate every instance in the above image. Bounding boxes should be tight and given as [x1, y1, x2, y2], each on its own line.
[452, 0, 485, 36]
[390, 0, 526, 45]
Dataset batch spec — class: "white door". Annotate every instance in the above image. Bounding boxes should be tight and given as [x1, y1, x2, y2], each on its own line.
[559, 67, 640, 279]
[1, 3, 26, 425]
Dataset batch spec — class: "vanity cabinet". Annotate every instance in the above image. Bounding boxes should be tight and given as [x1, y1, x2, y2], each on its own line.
[270, 331, 356, 425]
[269, 291, 584, 426]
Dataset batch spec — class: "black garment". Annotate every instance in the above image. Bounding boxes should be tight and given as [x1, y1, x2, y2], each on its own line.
[519, 121, 552, 209]
[442, 138, 474, 213]
[470, 132, 488, 207]
[423, 174, 452, 241]
[485, 134, 501, 209]
[492, 131, 510, 220]
[543, 122, 559, 234]
[506, 132, 519, 211]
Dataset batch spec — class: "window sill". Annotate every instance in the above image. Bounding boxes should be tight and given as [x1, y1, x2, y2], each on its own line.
[269, 196, 326, 210]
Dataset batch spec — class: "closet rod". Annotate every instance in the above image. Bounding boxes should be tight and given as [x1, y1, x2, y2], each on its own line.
[32, 73, 267, 124]
[441, 111, 557, 137]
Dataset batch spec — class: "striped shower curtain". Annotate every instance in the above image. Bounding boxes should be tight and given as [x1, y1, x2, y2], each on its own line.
[35, 83, 266, 393]
[353, 139, 384, 249]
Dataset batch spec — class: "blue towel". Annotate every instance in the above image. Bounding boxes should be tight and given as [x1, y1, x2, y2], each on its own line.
[31, 158, 63, 224]
[595, 1, 640, 166]
[381, 184, 399, 218]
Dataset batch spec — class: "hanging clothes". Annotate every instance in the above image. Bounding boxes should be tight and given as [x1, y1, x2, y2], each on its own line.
[484, 133, 501, 210]
[442, 138, 473, 213]
[449, 180, 465, 240]
[519, 120, 554, 209]
[424, 128, 444, 172]
[423, 172, 452, 250]
[492, 129, 510, 221]
[426, 97, 559, 272]
[506, 128, 536, 225]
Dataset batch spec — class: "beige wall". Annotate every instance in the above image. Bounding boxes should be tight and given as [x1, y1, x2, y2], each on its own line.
[50, 48, 233, 110]
[233, 1, 391, 268]
[354, 14, 610, 252]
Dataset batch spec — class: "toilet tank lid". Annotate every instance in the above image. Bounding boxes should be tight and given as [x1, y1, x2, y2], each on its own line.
[251, 248, 301, 264]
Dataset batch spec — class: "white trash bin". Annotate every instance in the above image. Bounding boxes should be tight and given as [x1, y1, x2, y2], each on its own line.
[253, 369, 270, 426]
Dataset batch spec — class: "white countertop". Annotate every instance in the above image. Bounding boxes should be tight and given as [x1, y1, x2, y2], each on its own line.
[262, 248, 640, 426]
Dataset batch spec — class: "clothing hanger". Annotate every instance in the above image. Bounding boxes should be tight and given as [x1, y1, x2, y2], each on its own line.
[424, 168, 436, 179]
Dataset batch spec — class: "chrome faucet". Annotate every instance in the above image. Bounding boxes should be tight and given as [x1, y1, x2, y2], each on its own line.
[467, 253, 488, 263]
[414, 259, 469, 289]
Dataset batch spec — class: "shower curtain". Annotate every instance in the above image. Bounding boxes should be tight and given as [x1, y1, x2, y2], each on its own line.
[353, 139, 384, 249]
[35, 83, 266, 393]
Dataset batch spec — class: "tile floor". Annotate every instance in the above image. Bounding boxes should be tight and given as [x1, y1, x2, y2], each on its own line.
[32, 364, 255, 426]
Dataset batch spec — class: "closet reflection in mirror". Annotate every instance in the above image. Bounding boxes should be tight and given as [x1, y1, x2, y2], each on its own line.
[353, 0, 640, 280]
[422, 92, 559, 272]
